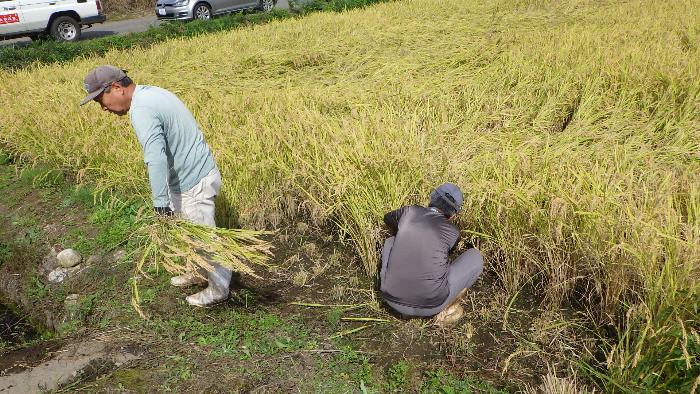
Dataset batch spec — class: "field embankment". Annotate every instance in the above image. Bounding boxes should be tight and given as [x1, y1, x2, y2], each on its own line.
[101, 0, 153, 18]
[1, 0, 698, 390]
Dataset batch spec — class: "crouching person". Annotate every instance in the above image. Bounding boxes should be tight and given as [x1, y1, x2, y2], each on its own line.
[80, 65, 232, 307]
[379, 183, 483, 326]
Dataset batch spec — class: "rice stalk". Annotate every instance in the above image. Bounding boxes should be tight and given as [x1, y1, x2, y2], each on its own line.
[129, 210, 273, 313]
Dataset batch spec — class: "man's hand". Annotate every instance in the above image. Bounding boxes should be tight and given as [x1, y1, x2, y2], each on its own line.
[154, 206, 174, 217]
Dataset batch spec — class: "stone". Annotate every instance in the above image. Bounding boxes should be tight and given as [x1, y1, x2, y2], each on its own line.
[57, 249, 82, 268]
[64, 294, 80, 319]
[48, 267, 69, 283]
[39, 248, 59, 276]
[85, 255, 101, 266]
[109, 249, 126, 263]
[47, 265, 81, 284]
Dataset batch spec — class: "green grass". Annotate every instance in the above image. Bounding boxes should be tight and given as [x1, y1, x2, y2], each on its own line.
[386, 360, 410, 391]
[24, 270, 49, 302]
[0, 243, 10, 261]
[421, 369, 508, 394]
[60, 186, 96, 208]
[151, 310, 315, 359]
[19, 166, 65, 188]
[89, 202, 139, 250]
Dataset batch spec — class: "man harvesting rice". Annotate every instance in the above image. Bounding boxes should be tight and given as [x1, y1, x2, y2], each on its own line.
[380, 183, 483, 326]
[80, 65, 230, 308]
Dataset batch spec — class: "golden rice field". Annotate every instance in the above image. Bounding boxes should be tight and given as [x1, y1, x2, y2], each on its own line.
[1, 0, 699, 390]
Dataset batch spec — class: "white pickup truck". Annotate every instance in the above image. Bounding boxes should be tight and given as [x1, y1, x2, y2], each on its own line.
[0, 0, 106, 42]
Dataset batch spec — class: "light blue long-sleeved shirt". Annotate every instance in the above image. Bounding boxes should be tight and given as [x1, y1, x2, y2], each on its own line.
[129, 85, 216, 207]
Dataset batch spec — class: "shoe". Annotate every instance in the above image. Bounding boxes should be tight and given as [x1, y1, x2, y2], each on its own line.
[434, 304, 464, 328]
[170, 272, 207, 288]
[185, 286, 229, 308]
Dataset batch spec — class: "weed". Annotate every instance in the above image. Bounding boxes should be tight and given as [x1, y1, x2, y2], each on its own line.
[0, 243, 11, 261]
[421, 369, 506, 394]
[326, 346, 376, 387]
[19, 167, 64, 188]
[16, 227, 41, 246]
[60, 228, 95, 255]
[60, 186, 96, 208]
[0, 151, 11, 165]
[160, 355, 194, 390]
[327, 308, 343, 328]
[24, 271, 48, 302]
[386, 360, 410, 391]
[10, 213, 38, 229]
[231, 288, 257, 308]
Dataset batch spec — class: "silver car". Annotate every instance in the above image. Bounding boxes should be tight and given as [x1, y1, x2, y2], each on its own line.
[155, 0, 275, 21]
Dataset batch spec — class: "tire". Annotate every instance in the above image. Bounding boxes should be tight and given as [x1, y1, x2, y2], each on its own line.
[192, 3, 212, 20]
[49, 16, 81, 42]
[258, 0, 274, 12]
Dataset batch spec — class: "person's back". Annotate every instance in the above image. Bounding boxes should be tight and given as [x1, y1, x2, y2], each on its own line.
[129, 85, 216, 198]
[379, 183, 484, 326]
[380, 205, 460, 308]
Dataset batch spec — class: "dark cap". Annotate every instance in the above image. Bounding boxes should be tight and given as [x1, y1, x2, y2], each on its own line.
[80, 65, 127, 106]
[429, 183, 464, 213]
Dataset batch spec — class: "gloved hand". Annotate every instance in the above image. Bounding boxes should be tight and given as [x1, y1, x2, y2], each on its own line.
[154, 206, 174, 217]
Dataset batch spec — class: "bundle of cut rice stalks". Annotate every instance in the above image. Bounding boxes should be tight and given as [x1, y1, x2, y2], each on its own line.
[130, 210, 274, 316]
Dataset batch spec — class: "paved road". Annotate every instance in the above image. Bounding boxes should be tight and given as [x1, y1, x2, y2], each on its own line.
[1, 0, 290, 47]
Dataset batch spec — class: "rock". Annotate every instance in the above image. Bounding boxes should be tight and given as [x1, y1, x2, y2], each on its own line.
[39, 248, 59, 276]
[64, 294, 80, 319]
[47, 265, 81, 284]
[85, 255, 101, 266]
[48, 267, 69, 283]
[48, 268, 68, 283]
[109, 249, 126, 263]
[57, 249, 82, 268]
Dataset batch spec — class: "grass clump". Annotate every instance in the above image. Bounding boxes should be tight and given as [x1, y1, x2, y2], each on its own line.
[591, 293, 700, 393]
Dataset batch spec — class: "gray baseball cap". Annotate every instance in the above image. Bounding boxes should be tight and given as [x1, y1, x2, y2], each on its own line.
[430, 183, 464, 213]
[80, 65, 127, 105]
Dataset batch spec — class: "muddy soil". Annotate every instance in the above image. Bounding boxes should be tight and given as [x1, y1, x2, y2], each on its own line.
[0, 303, 36, 346]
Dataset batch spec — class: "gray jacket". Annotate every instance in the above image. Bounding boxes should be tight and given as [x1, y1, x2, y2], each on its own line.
[380, 205, 460, 308]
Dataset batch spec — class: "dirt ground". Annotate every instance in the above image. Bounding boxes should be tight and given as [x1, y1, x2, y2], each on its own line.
[0, 163, 595, 393]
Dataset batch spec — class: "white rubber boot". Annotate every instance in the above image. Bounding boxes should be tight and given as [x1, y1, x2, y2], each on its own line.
[170, 271, 207, 288]
[185, 264, 232, 308]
